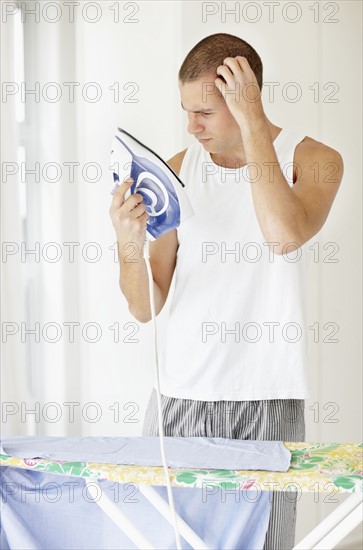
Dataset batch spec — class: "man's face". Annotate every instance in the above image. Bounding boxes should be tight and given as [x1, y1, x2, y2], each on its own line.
[179, 76, 243, 155]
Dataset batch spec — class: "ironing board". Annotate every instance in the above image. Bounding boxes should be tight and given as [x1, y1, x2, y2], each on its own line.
[1, 440, 362, 549]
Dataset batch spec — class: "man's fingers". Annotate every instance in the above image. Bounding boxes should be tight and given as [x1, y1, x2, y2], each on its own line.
[116, 177, 134, 197]
[216, 64, 233, 83]
[235, 56, 249, 68]
[215, 77, 226, 97]
[110, 177, 133, 205]
[129, 201, 148, 220]
[109, 178, 134, 218]
[115, 191, 145, 217]
[223, 56, 245, 74]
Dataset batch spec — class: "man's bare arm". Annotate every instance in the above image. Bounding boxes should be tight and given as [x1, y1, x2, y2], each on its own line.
[213, 55, 344, 255]
[242, 123, 344, 254]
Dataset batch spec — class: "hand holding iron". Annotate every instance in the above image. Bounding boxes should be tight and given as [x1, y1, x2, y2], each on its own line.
[109, 177, 149, 253]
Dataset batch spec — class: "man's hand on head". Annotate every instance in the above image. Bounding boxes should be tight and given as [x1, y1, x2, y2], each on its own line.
[214, 56, 266, 129]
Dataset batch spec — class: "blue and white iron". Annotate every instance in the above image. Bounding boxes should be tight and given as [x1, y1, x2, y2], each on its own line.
[110, 128, 194, 240]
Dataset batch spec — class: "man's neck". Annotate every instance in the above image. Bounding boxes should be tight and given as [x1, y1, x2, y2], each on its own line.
[210, 123, 282, 169]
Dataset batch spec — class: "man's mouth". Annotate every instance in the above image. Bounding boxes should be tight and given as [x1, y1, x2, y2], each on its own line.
[197, 138, 211, 143]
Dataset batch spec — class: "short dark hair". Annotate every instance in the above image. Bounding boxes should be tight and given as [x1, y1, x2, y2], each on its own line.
[178, 33, 263, 91]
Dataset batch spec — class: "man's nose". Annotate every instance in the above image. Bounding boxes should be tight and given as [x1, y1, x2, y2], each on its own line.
[187, 114, 204, 135]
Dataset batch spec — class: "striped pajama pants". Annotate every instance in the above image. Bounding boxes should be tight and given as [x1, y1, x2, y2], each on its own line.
[142, 388, 305, 550]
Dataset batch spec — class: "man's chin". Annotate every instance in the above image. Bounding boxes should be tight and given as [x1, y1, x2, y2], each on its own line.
[197, 138, 222, 155]
[199, 139, 216, 151]
[204, 143, 219, 155]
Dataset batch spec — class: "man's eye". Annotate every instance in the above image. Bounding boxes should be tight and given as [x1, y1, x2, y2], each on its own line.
[201, 112, 212, 117]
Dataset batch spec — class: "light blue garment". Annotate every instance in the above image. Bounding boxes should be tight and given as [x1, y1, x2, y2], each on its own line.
[0, 466, 272, 550]
[0, 437, 289, 549]
[0, 436, 291, 471]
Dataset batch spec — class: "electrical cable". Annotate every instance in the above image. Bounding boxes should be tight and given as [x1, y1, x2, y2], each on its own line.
[143, 238, 182, 550]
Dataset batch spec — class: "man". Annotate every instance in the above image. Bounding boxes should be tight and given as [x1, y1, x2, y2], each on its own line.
[109, 33, 343, 550]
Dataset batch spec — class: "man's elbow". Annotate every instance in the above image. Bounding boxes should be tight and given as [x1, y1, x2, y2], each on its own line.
[129, 305, 151, 324]
[135, 315, 151, 324]
[266, 236, 304, 256]
[265, 215, 318, 255]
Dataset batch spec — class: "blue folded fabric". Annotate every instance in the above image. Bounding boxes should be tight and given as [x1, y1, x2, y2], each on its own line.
[0, 436, 291, 471]
[0, 465, 272, 550]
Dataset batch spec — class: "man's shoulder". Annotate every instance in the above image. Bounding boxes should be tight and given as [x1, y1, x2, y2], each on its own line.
[295, 135, 342, 163]
[293, 136, 343, 182]
[167, 148, 188, 176]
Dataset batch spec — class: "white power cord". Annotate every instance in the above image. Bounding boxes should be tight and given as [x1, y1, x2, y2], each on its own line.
[143, 238, 182, 550]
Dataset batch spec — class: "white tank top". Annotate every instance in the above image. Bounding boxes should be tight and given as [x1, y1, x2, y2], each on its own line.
[158, 128, 311, 401]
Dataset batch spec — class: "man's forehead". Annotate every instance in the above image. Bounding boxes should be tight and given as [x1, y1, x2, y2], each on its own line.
[180, 101, 217, 113]
[179, 79, 223, 110]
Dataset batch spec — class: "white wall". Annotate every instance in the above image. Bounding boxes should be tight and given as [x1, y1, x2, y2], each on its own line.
[1, 1, 361, 547]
